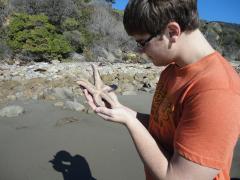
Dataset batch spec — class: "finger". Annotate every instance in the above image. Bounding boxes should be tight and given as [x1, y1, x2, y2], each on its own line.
[93, 93, 105, 107]
[95, 106, 113, 116]
[77, 80, 96, 95]
[84, 89, 97, 110]
[97, 113, 112, 121]
[91, 64, 104, 89]
[100, 92, 117, 108]
[84, 89, 94, 103]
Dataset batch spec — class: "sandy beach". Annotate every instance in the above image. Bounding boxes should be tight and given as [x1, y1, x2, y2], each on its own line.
[0, 93, 239, 180]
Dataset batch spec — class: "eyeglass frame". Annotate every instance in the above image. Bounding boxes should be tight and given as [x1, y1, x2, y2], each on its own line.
[136, 33, 159, 48]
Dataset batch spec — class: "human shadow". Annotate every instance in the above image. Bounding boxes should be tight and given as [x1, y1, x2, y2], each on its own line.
[50, 150, 97, 180]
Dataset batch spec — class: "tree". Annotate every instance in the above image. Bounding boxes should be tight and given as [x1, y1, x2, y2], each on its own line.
[10, 0, 78, 25]
[7, 13, 72, 61]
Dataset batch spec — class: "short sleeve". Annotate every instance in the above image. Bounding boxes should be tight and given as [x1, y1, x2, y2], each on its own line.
[174, 90, 240, 169]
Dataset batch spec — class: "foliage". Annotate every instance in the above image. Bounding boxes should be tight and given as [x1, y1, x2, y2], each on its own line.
[62, 7, 96, 53]
[7, 13, 72, 61]
[0, 0, 9, 27]
[87, 4, 135, 55]
[61, 18, 79, 31]
[10, 0, 78, 25]
[235, 32, 240, 46]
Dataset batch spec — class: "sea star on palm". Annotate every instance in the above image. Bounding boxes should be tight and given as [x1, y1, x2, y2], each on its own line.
[77, 64, 116, 107]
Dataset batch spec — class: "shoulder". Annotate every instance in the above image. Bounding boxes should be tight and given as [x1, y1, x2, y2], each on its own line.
[186, 53, 240, 96]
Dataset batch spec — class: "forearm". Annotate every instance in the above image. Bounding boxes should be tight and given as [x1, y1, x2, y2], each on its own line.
[125, 118, 169, 180]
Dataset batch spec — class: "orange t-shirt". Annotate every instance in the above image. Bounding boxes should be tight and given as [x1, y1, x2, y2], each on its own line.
[146, 51, 240, 180]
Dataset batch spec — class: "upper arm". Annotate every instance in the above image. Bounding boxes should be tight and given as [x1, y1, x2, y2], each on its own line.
[169, 90, 240, 180]
[166, 151, 220, 180]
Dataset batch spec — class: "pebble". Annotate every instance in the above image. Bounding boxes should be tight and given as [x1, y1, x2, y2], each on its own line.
[0, 105, 24, 117]
[64, 101, 85, 112]
[54, 102, 64, 107]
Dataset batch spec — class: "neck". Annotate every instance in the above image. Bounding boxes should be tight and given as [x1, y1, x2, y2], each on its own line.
[174, 29, 215, 67]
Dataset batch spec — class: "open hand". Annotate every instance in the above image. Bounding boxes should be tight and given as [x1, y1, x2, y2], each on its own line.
[83, 88, 136, 124]
[77, 64, 137, 124]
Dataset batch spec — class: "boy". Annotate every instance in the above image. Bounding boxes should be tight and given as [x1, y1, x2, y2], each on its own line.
[77, 0, 240, 179]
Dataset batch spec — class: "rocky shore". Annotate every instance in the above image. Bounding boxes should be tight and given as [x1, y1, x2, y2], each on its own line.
[0, 61, 165, 117]
[1, 60, 240, 118]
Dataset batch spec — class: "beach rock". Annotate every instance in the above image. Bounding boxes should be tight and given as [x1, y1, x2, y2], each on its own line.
[54, 102, 64, 107]
[122, 91, 137, 96]
[7, 95, 17, 101]
[86, 107, 94, 114]
[235, 65, 240, 74]
[52, 87, 74, 101]
[120, 83, 136, 92]
[70, 53, 86, 62]
[51, 60, 60, 65]
[0, 105, 24, 117]
[112, 49, 123, 59]
[64, 101, 85, 112]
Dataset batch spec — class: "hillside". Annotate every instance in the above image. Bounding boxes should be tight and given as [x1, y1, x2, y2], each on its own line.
[0, 0, 240, 63]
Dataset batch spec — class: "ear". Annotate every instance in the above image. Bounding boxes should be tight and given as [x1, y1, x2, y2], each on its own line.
[166, 22, 181, 43]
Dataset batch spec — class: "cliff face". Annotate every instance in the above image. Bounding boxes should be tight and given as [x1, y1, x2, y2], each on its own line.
[200, 21, 240, 61]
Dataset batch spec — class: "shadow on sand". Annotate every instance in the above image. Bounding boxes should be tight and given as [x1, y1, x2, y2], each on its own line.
[50, 150, 96, 180]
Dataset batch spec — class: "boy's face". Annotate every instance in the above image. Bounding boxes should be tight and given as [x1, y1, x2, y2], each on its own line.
[133, 25, 178, 67]
[133, 33, 175, 66]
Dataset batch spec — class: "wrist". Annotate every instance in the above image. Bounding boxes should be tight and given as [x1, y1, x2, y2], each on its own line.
[124, 117, 138, 128]
[121, 104, 137, 118]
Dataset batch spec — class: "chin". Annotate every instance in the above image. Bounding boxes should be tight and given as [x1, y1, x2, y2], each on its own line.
[153, 62, 168, 67]
[152, 59, 170, 67]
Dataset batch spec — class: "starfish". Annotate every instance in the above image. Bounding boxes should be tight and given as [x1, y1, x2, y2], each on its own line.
[77, 64, 117, 108]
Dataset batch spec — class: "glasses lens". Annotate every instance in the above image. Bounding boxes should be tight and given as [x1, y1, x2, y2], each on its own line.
[136, 34, 157, 48]
[137, 42, 144, 48]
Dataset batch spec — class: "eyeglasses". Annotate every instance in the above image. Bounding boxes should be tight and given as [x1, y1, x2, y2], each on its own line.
[136, 33, 158, 48]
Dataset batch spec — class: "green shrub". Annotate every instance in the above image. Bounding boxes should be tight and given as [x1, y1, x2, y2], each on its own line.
[235, 32, 240, 46]
[7, 13, 72, 61]
[63, 30, 85, 52]
[61, 18, 79, 31]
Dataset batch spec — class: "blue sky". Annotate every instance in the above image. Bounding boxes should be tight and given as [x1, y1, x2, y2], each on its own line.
[113, 0, 240, 24]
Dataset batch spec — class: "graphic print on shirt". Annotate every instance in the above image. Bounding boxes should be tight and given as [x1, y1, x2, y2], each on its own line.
[149, 81, 176, 151]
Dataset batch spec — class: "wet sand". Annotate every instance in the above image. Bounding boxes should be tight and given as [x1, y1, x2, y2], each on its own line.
[0, 93, 239, 179]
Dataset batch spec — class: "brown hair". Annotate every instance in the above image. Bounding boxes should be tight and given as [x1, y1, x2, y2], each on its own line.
[123, 0, 199, 36]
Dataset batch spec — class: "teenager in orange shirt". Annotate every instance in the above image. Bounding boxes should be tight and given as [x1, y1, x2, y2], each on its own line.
[77, 0, 240, 179]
